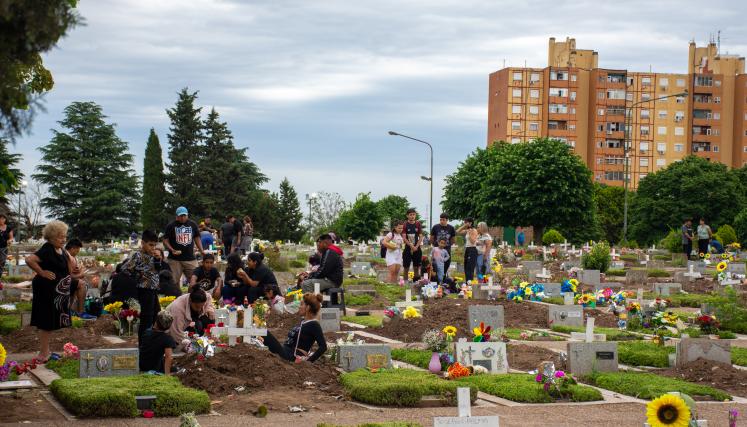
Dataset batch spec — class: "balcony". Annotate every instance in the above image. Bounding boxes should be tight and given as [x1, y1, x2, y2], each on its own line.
[691, 142, 711, 152]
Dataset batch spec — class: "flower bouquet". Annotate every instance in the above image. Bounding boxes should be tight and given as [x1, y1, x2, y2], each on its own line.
[159, 296, 176, 308]
[535, 364, 577, 400]
[575, 293, 596, 308]
[402, 306, 421, 319]
[696, 314, 720, 335]
[472, 322, 492, 342]
[63, 342, 79, 359]
[104, 301, 123, 317]
[117, 308, 140, 336]
[253, 301, 269, 328]
[423, 329, 447, 373]
[561, 279, 578, 294]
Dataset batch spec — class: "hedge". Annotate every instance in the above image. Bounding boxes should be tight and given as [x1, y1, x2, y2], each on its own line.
[585, 371, 731, 401]
[455, 373, 602, 403]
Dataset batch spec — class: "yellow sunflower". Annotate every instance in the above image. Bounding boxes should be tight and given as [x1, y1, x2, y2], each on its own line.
[646, 394, 690, 427]
[716, 261, 728, 272]
[569, 278, 579, 287]
[442, 325, 457, 337]
[0, 341, 6, 366]
[705, 253, 711, 259]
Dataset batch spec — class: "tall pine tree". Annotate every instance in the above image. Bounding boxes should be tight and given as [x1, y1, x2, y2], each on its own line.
[34, 101, 140, 241]
[141, 128, 167, 232]
[165, 88, 205, 215]
[277, 177, 303, 242]
[0, 138, 22, 213]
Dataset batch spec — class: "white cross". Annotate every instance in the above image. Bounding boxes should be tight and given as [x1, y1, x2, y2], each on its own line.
[211, 307, 267, 346]
[395, 288, 423, 309]
[585, 317, 595, 343]
[684, 264, 702, 278]
[313, 282, 331, 302]
[536, 267, 551, 280]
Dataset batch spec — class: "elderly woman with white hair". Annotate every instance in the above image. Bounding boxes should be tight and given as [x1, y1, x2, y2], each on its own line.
[25, 220, 77, 362]
[475, 222, 493, 277]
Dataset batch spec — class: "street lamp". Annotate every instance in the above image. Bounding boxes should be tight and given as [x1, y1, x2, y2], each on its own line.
[622, 90, 688, 242]
[388, 131, 434, 231]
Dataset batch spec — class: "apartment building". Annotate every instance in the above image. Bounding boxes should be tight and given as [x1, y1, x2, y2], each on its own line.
[487, 37, 747, 188]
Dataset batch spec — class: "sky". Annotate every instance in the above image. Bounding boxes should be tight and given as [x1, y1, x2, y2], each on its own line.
[10, 0, 747, 226]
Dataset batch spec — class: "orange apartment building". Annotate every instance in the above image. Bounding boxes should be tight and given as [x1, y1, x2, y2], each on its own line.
[487, 37, 747, 188]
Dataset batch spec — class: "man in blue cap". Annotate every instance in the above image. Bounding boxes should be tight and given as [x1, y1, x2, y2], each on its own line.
[163, 206, 204, 286]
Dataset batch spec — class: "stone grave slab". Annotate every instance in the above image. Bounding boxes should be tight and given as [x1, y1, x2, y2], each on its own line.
[567, 342, 618, 375]
[454, 340, 507, 374]
[727, 262, 746, 275]
[548, 305, 583, 327]
[319, 307, 341, 332]
[433, 387, 499, 426]
[337, 344, 391, 371]
[611, 261, 625, 270]
[673, 271, 693, 283]
[562, 292, 575, 305]
[593, 282, 624, 291]
[467, 305, 504, 332]
[625, 269, 648, 285]
[376, 270, 389, 282]
[578, 270, 600, 285]
[0, 380, 35, 390]
[687, 261, 707, 274]
[7, 264, 33, 276]
[79, 348, 139, 378]
[647, 260, 664, 270]
[473, 281, 501, 300]
[653, 283, 682, 296]
[570, 332, 606, 341]
[522, 261, 543, 272]
[675, 338, 730, 367]
[529, 268, 552, 282]
[351, 262, 373, 276]
[542, 283, 562, 297]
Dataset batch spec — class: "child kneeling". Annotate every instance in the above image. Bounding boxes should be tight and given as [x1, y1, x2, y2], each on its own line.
[139, 310, 177, 375]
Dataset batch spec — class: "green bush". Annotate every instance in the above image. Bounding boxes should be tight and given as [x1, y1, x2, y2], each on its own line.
[606, 269, 626, 276]
[391, 349, 445, 371]
[718, 330, 737, 339]
[581, 242, 611, 273]
[732, 347, 747, 367]
[618, 342, 674, 367]
[340, 369, 477, 407]
[3, 275, 31, 283]
[659, 229, 682, 254]
[346, 294, 374, 306]
[542, 229, 565, 244]
[50, 375, 210, 417]
[646, 269, 670, 277]
[620, 254, 638, 262]
[710, 288, 747, 333]
[456, 374, 602, 403]
[584, 371, 731, 401]
[714, 224, 738, 245]
[46, 358, 79, 379]
[653, 255, 670, 261]
[550, 326, 641, 341]
[341, 315, 383, 328]
[265, 251, 289, 272]
[733, 208, 747, 246]
[0, 314, 21, 335]
[618, 239, 638, 249]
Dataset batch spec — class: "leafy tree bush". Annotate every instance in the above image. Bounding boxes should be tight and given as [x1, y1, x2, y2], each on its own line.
[594, 184, 625, 244]
[542, 229, 565, 244]
[335, 193, 382, 242]
[659, 229, 682, 254]
[581, 242, 611, 273]
[141, 129, 168, 232]
[714, 224, 738, 245]
[376, 195, 413, 229]
[734, 208, 747, 246]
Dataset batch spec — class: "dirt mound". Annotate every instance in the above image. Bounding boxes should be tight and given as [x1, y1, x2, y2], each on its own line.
[682, 278, 717, 294]
[2, 317, 136, 353]
[508, 344, 565, 372]
[582, 308, 619, 327]
[177, 343, 342, 397]
[657, 358, 747, 398]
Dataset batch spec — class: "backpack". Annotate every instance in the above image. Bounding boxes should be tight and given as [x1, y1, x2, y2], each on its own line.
[379, 231, 397, 258]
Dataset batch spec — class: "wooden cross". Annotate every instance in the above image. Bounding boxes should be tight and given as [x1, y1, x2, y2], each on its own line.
[343, 351, 354, 370]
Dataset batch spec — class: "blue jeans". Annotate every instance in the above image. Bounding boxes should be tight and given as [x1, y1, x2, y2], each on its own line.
[434, 261, 445, 283]
[476, 254, 489, 276]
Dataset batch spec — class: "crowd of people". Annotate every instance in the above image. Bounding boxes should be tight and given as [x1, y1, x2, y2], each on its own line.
[681, 217, 723, 258]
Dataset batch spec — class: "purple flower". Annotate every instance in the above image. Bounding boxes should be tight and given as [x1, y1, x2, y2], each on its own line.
[543, 382, 550, 391]
[535, 374, 543, 382]
[554, 370, 565, 378]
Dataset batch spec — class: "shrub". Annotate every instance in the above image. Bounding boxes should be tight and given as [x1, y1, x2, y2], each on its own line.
[289, 259, 306, 268]
[733, 208, 747, 246]
[606, 269, 626, 277]
[585, 371, 731, 400]
[718, 330, 737, 339]
[659, 229, 681, 254]
[618, 341, 674, 367]
[618, 239, 639, 249]
[542, 229, 565, 244]
[646, 269, 670, 277]
[620, 254, 638, 262]
[581, 242, 611, 273]
[710, 288, 747, 333]
[340, 369, 477, 407]
[714, 224, 738, 245]
[653, 255, 670, 261]
[733, 347, 747, 367]
[46, 358, 79, 379]
[265, 250, 289, 272]
[50, 375, 210, 417]
[456, 374, 602, 403]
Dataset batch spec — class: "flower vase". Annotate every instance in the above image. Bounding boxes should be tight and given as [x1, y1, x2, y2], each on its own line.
[428, 352, 442, 373]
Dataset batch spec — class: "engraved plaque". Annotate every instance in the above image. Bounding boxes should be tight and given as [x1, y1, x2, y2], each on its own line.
[112, 355, 138, 370]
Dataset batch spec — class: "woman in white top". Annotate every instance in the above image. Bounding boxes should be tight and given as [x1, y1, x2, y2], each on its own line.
[383, 221, 405, 283]
[475, 222, 493, 276]
[457, 218, 479, 281]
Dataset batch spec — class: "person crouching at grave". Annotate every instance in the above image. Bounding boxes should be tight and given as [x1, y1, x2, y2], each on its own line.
[65, 238, 89, 317]
[26, 220, 76, 363]
[189, 253, 222, 301]
[155, 247, 181, 297]
[139, 310, 177, 375]
[222, 252, 252, 305]
[262, 293, 327, 363]
[166, 288, 216, 350]
[264, 283, 298, 314]
[294, 253, 321, 289]
[300, 234, 343, 293]
[121, 230, 161, 340]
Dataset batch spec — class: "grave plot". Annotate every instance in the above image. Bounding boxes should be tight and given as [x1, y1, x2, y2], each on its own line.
[506, 343, 564, 371]
[0, 388, 65, 423]
[2, 317, 136, 353]
[654, 359, 747, 398]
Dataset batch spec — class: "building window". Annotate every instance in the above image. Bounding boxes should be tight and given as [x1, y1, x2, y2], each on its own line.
[640, 173, 648, 180]
[657, 158, 666, 166]
[743, 146, 747, 153]
[695, 76, 713, 86]
[641, 109, 650, 119]
[530, 89, 540, 98]
[550, 71, 567, 81]
[512, 89, 521, 97]
[640, 126, 650, 136]
[714, 112, 720, 120]
[657, 142, 666, 152]
[513, 72, 523, 81]
[675, 144, 683, 152]
[511, 121, 521, 130]
[549, 104, 567, 113]
[570, 91, 577, 101]
[714, 96, 720, 104]
[569, 124, 576, 130]
[642, 93, 651, 102]
[512, 105, 521, 114]
[597, 108, 605, 116]
[605, 171, 625, 181]
[571, 74, 577, 82]
[626, 92, 634, 101]
[675, 127, 685, 136]
[676, 78, 686, 87]
[511, 137, 521, 144]
[607, 89, 625, 99]
[597, 91, 605, 100]
[640, 142, 649, 151]
[529, 105, 539, 115]
[641, 77, 652, 85]
[675, 111, 685, 122]
[549, 88, 568, 97]
[714, 145, 719, 152]
[676, 96, 686, 104]
[640, 158, 649, 167]
[659, 77, 669, 86]
[529, 122, 539, 131]
[658, 110, 668, 119]
[657, 126, 667, 135]
[530, 73, 540, 82]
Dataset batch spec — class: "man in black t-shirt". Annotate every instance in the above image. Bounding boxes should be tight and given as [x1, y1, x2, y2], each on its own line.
[189, 253, 222, 300]
[402, 208, 424, 281]
[139, 310, 177, 374]
[430, 213, 456, 275]
[220, 215, 240, 256]
[163, 206, 204, 287]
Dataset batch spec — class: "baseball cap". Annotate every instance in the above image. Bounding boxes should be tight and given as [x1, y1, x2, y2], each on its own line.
[176, 206, 188, 216]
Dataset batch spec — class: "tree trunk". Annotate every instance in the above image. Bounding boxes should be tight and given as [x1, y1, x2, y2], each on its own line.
[534, 225, 545, 245]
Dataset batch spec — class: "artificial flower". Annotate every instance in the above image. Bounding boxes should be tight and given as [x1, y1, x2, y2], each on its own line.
[63, 342, 79, 359]
[403, 306, 421, 319]
[698, 252, 705, 258]
[0, 342, 6, 367]
[717, 261, 728, 272]
[472, 322, 491, 342]
[159, 296, 176, 306]
[646, 394, 690, 427]
[442, 325, 457, 338]
[705, 253, 711, 259]
[408, 271, 414, 281]
[447, 362, 470, 379]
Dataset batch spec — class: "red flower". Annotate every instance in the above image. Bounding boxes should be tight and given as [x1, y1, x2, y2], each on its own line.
[217, 322, 224, 327]
[197, 354, 205, 361]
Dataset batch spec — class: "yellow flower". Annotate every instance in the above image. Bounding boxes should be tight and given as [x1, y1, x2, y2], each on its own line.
[442, 326, 457, 337]
[408, 271, 414, 280]
[721, 253, 729, 260]
[716, 261, 728, 272]
[705, 253, 711, 259]
[159, 296, 176, 306]
[646, 394, 690, 427]
[0, 341, 6, 366]
[519, 281, 529, 288]
[403, 306, 421, 319]
[493, 263, 502, 273]
[569, 279, 579, 287]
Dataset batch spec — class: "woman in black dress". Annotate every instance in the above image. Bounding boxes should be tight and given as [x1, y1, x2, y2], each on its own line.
[25, 220, 77, 362]
[263, 293, 327, 363]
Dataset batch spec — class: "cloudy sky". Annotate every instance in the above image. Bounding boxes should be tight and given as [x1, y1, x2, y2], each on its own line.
[10, 0, 747, 226]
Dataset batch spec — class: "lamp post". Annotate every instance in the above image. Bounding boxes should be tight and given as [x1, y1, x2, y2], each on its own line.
[622, 90, 688, 242]
[388, 131, 433, 231]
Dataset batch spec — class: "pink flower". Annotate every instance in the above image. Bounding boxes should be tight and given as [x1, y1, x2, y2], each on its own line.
[535, 374, 543, 382]
[63, 342, 79, 359]
[554, 370, 565, 378]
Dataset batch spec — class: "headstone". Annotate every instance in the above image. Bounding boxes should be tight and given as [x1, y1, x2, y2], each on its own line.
[570, 332, 606, 342]
[395, 289, 423, 309]
[319, 307, 341, 332]
[351, 262, 372, 275]
[647, 260, 664, 270]
[314, 282, 331, 303]
[467, 305, 504, 332]
[578, 269, 601, 285]
[522, 261, 543, 272]
[683, 264, 703, 280]
[454, 340, 507, 374]
[79, 348, 139, 378]
[210, 307, 267, 346]
[337, 344, 391, 371]
[611, 261, 625, 270]
[542, 283, 562, 297]
[21, 311, 32, 327]
[562, 292, 575, 305]
[727, 263, 746, 275]
[625, 269, 648, 285]
[653, 283, 682, 296]
[687, 261, 707, 274]
[675, 338, 731, 367]
[548, 305, 583, 327]
[566, 342, 618, 375]
[433, 387, 500, 427]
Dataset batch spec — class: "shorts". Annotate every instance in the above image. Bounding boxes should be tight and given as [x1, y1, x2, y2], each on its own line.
[402, 247, 422, 269]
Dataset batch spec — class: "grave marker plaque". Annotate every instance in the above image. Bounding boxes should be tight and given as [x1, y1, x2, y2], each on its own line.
[351, 262, 372, 276]
[727, 263, 746, 275]
[653, 283, 682, 296]
[625, 269, 648, 285]
[567, 342, 618, 375]
[542, 283, 562, 297]
[79, 348, 139, 378]
[319, 307, 341, 332]
[578, 270, 601, 285]
[522, 261, 543, 272]
[454, 340, 507, 374]
[548, 305, 583, 327]
[336, 344, 391, 371]
[467, 305, 504, 332]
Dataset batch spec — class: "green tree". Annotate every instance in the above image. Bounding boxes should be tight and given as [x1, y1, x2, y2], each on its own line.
[0, 138, 22, 211]
[249, 190, 280, 240]
[141, 129, 168, 232]
[733, 208, 747, 246]
[443, 146, 498, 220]
[165, 88, 205, 214]
[336, 193, 382, 242]
[0, 0, 80, 143]
[594, 184, 625, 244]
[376, 194, 412, 229]
[630, 156, 744, 244]
[276, 178, 304, 242]
[33, 101, 140, 240]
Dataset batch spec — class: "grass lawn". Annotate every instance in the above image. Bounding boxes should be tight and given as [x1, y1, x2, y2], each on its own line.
[340, 369, 477, 407]
[550, 325, 642, 341]
[50, 375, 210, 417]
[0, 314, 21, 335]
[606, 269, 626, 277]
[455, 373, 602, 403]
[46, 358, 79, 379]
[343, 278, 407, 305]
[341, 315, 383, 328]
[391, 348, 445, 371]
[0, 301, 32, 314]
[584, 371, 731, 401]
[346, 294, 375, 306]
[733, 347, 747, 367]
[642, 292, 715, 308]
[618, 341, 675, 367]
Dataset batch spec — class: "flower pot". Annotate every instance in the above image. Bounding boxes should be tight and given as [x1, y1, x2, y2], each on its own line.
[428, 352, 442, 373]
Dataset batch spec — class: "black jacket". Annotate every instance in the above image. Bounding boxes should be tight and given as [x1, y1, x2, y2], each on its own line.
[309, 248, 343, 286]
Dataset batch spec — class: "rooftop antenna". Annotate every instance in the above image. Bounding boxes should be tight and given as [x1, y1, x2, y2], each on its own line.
[717, 30, 721, 54]
[503, 58, 506, 68]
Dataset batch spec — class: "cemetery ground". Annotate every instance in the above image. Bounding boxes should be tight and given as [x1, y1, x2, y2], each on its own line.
[2, 243, 747, 425]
